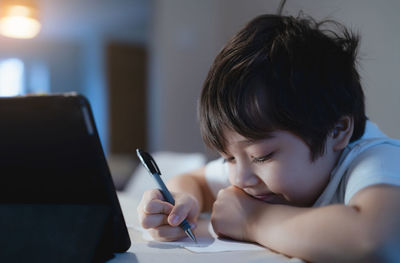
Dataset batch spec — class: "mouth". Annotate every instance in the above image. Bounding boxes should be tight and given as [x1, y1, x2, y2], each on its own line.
[253, 193, 285, 204]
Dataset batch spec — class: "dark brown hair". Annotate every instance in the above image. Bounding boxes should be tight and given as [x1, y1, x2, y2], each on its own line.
[199, 14, 367, 160]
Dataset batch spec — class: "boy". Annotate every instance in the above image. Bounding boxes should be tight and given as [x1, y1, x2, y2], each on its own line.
[137, 14, 400, 262]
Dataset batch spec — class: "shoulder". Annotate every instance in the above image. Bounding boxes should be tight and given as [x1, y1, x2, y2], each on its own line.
[351, 142, 400, 168]
[345, 142, 400, 204]
[348, 142, 400, 177]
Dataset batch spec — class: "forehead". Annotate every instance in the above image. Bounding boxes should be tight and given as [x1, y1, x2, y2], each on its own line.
[221, 127, 311, 156]
[222, 128, 276, 150]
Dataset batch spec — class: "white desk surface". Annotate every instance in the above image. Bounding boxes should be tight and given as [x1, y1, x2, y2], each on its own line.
[108, 192, 304, 263]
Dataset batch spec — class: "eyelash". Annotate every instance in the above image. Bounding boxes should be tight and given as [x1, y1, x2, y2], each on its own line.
[253, 152, 274, 163]
[223, 157, 235, 164]
[223, 153, 274, 164]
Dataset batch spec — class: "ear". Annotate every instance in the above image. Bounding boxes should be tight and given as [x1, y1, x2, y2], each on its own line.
[331, 116, 354, 151]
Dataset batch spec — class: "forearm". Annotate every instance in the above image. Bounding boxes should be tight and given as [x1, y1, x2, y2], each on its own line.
[250, 204, 378, 263]
[167, 168, 214, 212]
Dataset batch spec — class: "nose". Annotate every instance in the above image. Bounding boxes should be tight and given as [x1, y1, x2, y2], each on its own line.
[232, 161, 259, 188]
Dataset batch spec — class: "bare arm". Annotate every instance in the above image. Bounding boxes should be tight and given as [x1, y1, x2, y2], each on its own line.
[212, 185, 400, 262]
[252, 185, 400, 262]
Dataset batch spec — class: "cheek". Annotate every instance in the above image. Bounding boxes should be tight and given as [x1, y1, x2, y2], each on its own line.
[256, 161, 310, 199]
[254, 164, 287, 191]
[227, 165, 236, 185]
[269, 159, 329, 205]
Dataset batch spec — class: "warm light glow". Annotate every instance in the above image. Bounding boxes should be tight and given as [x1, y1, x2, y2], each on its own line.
[0, 5, 41, 39]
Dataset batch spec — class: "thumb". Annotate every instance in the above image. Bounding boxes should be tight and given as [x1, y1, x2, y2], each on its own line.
[167, 196, 197, 227]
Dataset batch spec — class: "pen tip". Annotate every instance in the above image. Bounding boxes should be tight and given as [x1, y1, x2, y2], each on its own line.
[185, 229, 197, 243]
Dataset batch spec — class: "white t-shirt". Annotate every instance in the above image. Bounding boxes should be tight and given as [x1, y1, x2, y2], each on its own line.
[204, 121, 400, 206]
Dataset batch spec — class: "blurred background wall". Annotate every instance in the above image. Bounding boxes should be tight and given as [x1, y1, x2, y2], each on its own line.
[0, 0, 398, 187]
[149, 0, 400, 157]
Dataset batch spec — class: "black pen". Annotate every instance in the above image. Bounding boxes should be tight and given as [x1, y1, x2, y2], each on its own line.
[136, 149, 197, 243]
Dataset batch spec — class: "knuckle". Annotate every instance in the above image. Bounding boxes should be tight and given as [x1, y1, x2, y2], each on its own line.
[143, 189, 153, 199]
[146, 188, 157, 195]
[216, 189, 225, 198]
[137, 210, 143, 222]
[144, 202, 154, 213]
[140, 218, 149, 229]
[146, 200, 171, 215]
[148, 229, 161, 240]
[144, 189, 161, 200]
[212, 198, 221, 211]
[210, 218, 220, 234]
[160, 228, 181, 242]
[210, 210, 220, 227]
[149, 228, 175, 242]
[137, 199, 146, 210]
[211, 219, 224, 237]
[141, 216, 154, 229]
[210, 211, 216, 223]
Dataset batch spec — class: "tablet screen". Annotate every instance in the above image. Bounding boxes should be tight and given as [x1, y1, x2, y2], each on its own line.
[0, 93, 131, 255]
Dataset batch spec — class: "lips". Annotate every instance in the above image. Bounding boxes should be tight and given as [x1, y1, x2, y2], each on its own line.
[253, 193, 286, 204]
[254, 193, 277, 202]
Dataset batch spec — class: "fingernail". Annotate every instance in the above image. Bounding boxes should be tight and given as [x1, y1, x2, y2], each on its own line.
[190, 222, 197, 229]
[170, 214, 179, 225]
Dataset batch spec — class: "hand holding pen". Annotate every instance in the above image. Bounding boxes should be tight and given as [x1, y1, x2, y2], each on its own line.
[136, 149, 198, 242]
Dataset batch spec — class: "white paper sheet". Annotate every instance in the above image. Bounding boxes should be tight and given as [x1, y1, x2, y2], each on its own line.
[132, 219, 265, 253]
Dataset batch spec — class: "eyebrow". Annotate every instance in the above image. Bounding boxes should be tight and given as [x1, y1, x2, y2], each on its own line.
[237, 133, 276, 146]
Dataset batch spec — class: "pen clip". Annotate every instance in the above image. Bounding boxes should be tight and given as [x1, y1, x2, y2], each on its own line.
[136, 149, 162, 175]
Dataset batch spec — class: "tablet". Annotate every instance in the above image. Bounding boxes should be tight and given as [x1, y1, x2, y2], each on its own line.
[0, 93, 131, 262]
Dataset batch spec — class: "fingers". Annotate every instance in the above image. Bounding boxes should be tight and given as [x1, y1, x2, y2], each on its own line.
[140, 213, 169, 229]
[140, 189, 164, 209]
[168, 194, 199, 227]
[168, 205, 191, 226]
[137, 189, 199, 241]
[138, 189, 173, 214]
[138, 189, 173, 228]
[148, 225, 187, 242]
[144, 199, 173, 214]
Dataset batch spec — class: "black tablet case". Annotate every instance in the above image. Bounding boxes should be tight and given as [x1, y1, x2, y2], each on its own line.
[0, 93, 131, 262]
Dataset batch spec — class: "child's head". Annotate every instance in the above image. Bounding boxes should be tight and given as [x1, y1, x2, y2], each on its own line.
[199, 14, 367, 161]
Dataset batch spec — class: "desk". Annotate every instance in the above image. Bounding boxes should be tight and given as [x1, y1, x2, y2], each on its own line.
[108, 192, 304, 263]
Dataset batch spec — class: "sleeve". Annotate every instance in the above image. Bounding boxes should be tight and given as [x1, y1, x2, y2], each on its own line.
[344, 143, 400, 204]
[204, 158, 231, 198]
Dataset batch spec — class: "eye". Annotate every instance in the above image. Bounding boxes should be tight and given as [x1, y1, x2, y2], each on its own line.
[223, 156, 236, 164]
[252, 152, 274, 163]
